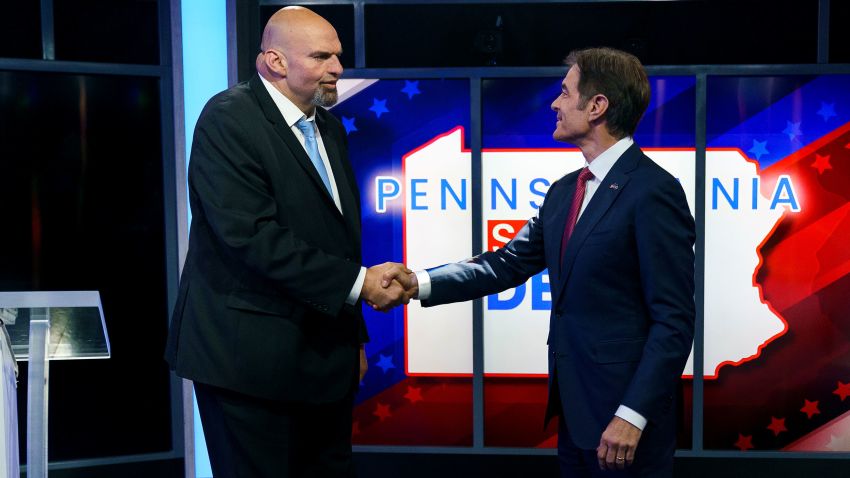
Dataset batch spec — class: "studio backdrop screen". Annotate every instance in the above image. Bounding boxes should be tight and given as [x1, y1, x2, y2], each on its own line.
[703, 74, 850, 452]
[334, 73, 850, 452]
[334, 75, 696, 448]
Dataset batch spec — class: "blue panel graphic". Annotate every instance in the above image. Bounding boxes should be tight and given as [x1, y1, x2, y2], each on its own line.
[483, 76, 696, 149]
[708, 75, 850, 167]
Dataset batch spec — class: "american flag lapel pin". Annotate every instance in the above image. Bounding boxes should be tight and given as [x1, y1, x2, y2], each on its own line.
[609, 183, 619, 190]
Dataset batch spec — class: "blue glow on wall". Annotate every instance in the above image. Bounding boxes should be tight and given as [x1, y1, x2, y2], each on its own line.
[181, 0, 228, 476]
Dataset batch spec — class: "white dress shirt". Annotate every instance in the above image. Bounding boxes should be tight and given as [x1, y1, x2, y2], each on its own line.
[578, 136, 633, 218]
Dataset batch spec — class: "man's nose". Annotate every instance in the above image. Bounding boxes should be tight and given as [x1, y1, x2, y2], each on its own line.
[329, 55, 343, 76]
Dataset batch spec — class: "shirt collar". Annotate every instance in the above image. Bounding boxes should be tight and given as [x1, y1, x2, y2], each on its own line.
[585, 136, 633, 181]
[259, 75, 316, 127]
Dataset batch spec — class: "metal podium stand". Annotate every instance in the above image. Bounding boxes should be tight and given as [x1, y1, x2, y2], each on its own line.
[0, 291, 110, 478]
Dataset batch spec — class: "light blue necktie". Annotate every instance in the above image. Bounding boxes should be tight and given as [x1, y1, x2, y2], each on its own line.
[295, 117, 333, 197]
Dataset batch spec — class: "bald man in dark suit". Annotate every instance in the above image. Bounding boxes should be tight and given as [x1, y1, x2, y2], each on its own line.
[165, 7, 410, 477]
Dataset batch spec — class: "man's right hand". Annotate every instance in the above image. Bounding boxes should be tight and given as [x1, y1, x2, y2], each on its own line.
[360, 262, 416, 312]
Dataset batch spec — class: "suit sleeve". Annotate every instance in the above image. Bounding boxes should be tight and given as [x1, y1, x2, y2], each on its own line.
[620, 176, 696, 422]
[423, 197, 549, 306]
[189, 104, 361, 317]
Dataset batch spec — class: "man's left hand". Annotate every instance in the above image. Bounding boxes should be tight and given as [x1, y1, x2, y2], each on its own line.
[359, 345, 368, 382]
[597, 416, 642, 471]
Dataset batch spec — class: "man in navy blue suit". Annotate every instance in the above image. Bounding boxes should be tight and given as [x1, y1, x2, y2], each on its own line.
[382, 48, 695, 476]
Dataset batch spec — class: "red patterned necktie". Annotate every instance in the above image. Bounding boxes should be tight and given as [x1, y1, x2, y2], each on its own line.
[560, 167, 594, 262]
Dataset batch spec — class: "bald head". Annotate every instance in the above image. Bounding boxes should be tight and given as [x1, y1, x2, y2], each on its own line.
[261, 6, 335, 54]
[257, 6, 343, 115]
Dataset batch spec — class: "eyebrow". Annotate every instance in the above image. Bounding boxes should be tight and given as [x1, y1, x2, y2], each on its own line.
[310, 49, 343, 58]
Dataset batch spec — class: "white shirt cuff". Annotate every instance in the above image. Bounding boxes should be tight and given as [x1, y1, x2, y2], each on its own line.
[346, 266, 367, 305]
[615, 405, 647, 431]
[414, 270, 432, 300]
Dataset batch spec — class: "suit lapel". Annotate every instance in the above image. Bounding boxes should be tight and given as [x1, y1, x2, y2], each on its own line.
[546, 173, 577, 281]
[554, 144, 641, 308]
[543, 173, 577, 302]
[317, 111, 362, 243]
[249, 76, 343, 217]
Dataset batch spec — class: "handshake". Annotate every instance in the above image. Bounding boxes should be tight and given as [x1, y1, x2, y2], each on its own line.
[359, 262, 419, 312]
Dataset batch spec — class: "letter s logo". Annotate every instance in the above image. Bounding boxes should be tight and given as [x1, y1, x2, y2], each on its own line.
[492, 223, 515, 251]
[487, 219, 528, 252]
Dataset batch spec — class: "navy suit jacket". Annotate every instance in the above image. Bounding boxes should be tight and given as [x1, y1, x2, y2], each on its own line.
[423, 143, 695, 449]
[165, 75, 367, 404]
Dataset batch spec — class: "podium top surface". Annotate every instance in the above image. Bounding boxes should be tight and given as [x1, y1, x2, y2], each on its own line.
[0, 291, 110, 361]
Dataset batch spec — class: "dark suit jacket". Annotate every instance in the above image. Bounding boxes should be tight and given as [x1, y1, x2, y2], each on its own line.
[423, 143, 695, 449]
[165, 75, 368, 404]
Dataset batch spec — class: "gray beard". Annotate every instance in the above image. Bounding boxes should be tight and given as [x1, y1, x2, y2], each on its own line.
[312, 87, 338, 108]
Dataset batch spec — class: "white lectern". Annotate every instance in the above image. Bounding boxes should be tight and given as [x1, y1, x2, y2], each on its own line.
[0, 291, 110, 478]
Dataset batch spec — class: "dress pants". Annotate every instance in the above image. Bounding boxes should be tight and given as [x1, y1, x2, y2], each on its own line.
[194, 382, 356, 478]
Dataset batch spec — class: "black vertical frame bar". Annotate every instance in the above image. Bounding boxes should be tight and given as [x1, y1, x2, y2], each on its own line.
[236, 0, 260, 83]
[692, 72, 707, 452]
[168, 0, 194, 474]
[40, 0, 55, 60]
[354, 0, 366, 68]
[470, 76, 485, 447]
[160, 0, 178, 332]
[159, 0, 185, 464]
[227, 0, 239, 86]
[817, 0, 830, 63]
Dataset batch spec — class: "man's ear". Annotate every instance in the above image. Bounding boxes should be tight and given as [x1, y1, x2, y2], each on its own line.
[587, 94, 609, 122]
[264, 50, 287, 77]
